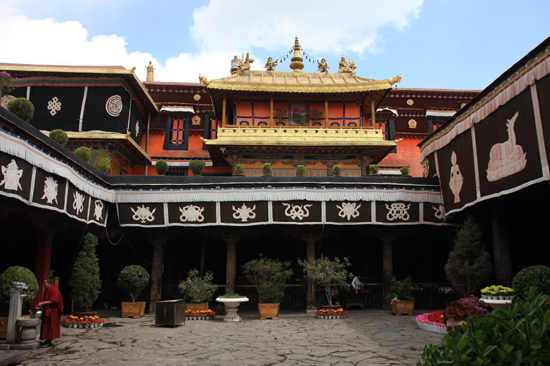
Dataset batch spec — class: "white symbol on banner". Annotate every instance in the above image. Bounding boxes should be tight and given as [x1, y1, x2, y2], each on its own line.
[94, 200, 104, 221]
[486, 111, 527, 182]
[131, 204, 156, 223]
[0, 159, 23, 191]
[105, 95, 123, 117]
[433, 204, 445, 220]
[1, 95, 15, 109]
[72, 191, 85, 215]
[47, 96, 62, 116]
[232, 203, 256, 222]
[336, 202, 361, 220]
[449, 151, 463, 203]
[422, 159, 430, 178]
[135, 121, 140, 136]
[282, 203, 312, 221]
[41, 176, 59, 205]
[179, 205, 205, 222]
[385, 203, 411, 221]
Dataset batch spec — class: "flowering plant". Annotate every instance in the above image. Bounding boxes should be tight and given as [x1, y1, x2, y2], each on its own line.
[0, 71, 19, 96]
[315, 308, 348, 318]
[62, 315, 104, 327]
[185, 309, 216, 319]
[480, 285, 515, 296]
[416, 310, 445, 328]
[291, 108, 308, 125]
[458, 295, 490, 317]
[275, 107, 288, 123]
[438, 286, 454, 295]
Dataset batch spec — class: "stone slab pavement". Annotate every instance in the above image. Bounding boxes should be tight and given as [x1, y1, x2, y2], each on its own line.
[1, 309, 445, 366]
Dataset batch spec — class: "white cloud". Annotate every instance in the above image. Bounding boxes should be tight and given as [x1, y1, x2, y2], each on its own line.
[0, 0, 423, 82]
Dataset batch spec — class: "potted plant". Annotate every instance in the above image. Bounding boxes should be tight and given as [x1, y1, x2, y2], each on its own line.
[178, 269, 217, 312]
[215, 294, 249, 322]
[262, 163, 272, 176]
[332, 165, 342, 176]
[295, 165, 306, 177]
[274, 107, 288, 125]
[391, 276, 415, 315]
[117, 265, 149, 318]
[400, 166, 410, 176]
[369, 164, 379, 176]
[189, 159, 206, 176]
[309, 108, 323, 122]
[49, 129, 69, 146]
[298, 255, 351, 307]
[242, 255, 293, 320]
[155, 160, 169, 175]
[0, 266, 39, 338]
[233, 163, 245, 176]
[68, 233, 102, 315]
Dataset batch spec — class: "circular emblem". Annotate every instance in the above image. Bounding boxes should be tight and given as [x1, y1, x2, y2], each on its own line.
[193, 94, 201, 101]
[0, 95, 15, 109]
[192, 115, 201, 125]
[105, 95, 123, 117]
[408, 119, 417, 129]
[407, 99, 414, 106]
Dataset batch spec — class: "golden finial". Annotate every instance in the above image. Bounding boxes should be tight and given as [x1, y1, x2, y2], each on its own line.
[146, 61, 155, 82]
[289, 36, 304, 72]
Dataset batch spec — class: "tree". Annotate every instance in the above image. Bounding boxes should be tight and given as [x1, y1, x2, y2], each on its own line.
[298, 255, 350, 306]
[445, 216, 492, 297]
[117, 265, 149, 303]
[242, 256, 293, 303]
[69, 233, 101, 311]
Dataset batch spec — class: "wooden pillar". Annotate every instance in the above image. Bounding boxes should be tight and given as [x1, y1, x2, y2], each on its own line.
[32, 225, 55, 307]
[222, 95, 227, 126]
[270, 98, 274, 126]
[149, 236, 165, 313]
[225, 236, 238, 295]
[492, 208, 513, 286]
[370, 97, 375, 128]
[305, 236, 317, 312]
[381, 235, 394, 310]
[324, 99, 329, 127]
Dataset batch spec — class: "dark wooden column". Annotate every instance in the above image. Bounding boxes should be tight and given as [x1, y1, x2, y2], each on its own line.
[225, 236, 238, 295]
[305, 235, 317, 313]
[381, 234, 394, 310]
[492, 208, 512, 286]
[149, 235, 165, 313]
[32, 222, 56, 307]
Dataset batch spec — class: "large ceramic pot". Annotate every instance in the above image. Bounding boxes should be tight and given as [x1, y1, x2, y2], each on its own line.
[258, 303, 280, 320]
[121, 302, 146, 318]
[216, 297, 248, 322]
[391, 299, 415, 316]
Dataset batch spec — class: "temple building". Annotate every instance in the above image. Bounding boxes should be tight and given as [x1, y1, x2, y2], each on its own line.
[1, 36, 548, 315]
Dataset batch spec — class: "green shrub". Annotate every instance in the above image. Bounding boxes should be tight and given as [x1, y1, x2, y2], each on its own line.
[178, 269, 217, 303]
[242, 255, 293, 303]
[89, 149, 111, 173]
[0, 266, 39, 306]
[69, 233, 101, 311]
[49, 129, 68, 146]
[369, 164, 379, 175]
[233, 163, 245, 175]
[332, 165, 342, 176]
[7, 98, 34, 122]
[117, 265, 149, 303]
[419, 288, 550, 365]
[391, 276, 414, 300]
[295, 165, 306, 177]
[512, 265, 550, 296]
[262, 163, 272, 176]
[155, 160, 168, 175]
[400, 166, 409, 176]
[75, 146, 91, 162]
[189, 159, 206, 175]
[298, 255, 350, 306]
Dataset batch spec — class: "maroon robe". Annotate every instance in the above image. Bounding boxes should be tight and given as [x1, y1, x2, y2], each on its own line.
[40, 285, 64, 341]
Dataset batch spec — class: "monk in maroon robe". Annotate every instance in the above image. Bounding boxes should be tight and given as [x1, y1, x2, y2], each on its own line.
[38, 278, 64, 348]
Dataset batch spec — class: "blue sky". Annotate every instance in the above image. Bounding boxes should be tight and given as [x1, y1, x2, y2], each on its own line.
[1, 0, 549, 90]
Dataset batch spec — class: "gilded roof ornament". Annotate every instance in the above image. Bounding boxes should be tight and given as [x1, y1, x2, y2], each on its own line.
[389, 74, 402, 85]
[338, 57, 356, 73]
[265, 57, 277, 71]
[237, 53, 254, 71]
[289, 37, 305, 72]
[198, 74, 210, 86]
[317, 58, 329, 73]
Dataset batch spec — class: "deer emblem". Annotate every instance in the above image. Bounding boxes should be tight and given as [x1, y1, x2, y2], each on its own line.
[486, 111, 527, 182]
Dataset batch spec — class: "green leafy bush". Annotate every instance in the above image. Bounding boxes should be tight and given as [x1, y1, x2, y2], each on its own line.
[155, 160, 168, 175]
[89, 149, 111, 173]
[242, 255, 293, 303]
[49, 129, 68, 146]
[512, 265, 550, 296]
[189, 159, 206, 175]
[418, 288, 550, 365]
[298, 255, 350, 306]
[69, 233, 101, 311]
[391, 276, 415, 300]
[0, 266, 39, 306]
[233, 163, 245, 175]
[7, 98, 34, 122]
[400, 166, 409, 176]
[75, 146, 91, 162]
[262, 163, 272, 176]
[332, 165, 342, 176]
[369, 164, 379, 175]
[295, 165, 306, 177]
[178, 269, 217, 303]
[117, 265, 149, 303]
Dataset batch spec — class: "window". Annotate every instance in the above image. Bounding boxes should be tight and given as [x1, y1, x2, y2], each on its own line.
[164, 114, 189, 150]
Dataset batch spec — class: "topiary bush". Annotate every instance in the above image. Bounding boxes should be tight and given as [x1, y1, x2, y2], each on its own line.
[89, 149, 111, 173]
[400, 166, 409, 176]
[512, 265, 550, 296]
[117, 265, 149, 303]
[419, 288, 550, 365]
[233, 163, 245, 175]
[0, 266, 39, 307]
[332, 165, 342, 176]
[262, 163, 272, 176]
[49, 129, 69, 146]
[178, 269, 217, 304]
[295, 165, 306, 177]
[75, 146, 91, 162]
[189, 159, 206, 175]
[369, 164, 379, 175]
[69, 233, 101, 311]
[155, 160, 168, 175]
[7, 98, 34, 122]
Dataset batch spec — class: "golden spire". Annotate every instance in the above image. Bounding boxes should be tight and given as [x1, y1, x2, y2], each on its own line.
[146, 61, 155, 82]
[289, 36, 304, 72]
